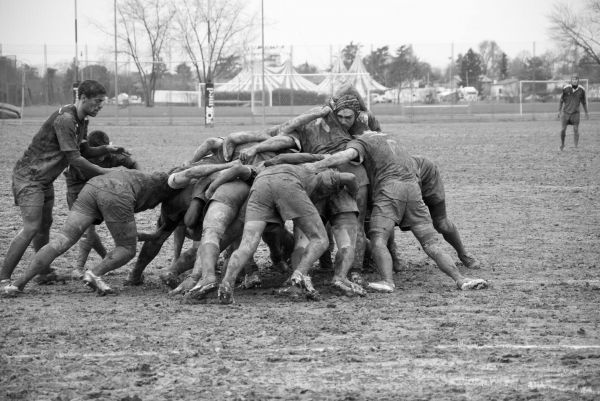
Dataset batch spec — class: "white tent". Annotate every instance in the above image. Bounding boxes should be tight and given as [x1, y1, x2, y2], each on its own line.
[216, 62, 282, 93]
[216, 59, 319, 106]
[276, 58, 319, 92]
[345, 55, 388, 99]
[316, 56, 349, 96]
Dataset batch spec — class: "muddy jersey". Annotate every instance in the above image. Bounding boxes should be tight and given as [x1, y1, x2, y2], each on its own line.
[287, 113, 368, 187]
[84, 170, 178, 213]
[560, 85, 587, 114]
[287, 113, 352, 155]
[64, 153, 138, 195]
[13, 104, 88, 185]
[347, 133, 418, 195]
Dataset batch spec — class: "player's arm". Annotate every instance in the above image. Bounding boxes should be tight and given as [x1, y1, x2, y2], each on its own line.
[168, 160, 237, 189]
[54, 114, 112, 179]
[338, 172, 359, 197]
[558, 91, 565, 118]
[276, 105, 331, 135]
[582, 91, 589, 117]
[188, 137, 223, 165]
[222, 131, 272, 161]
[304, 148, 359, 172]
[239, 135, 296, 164]
[205, 164, 253, 199]
[65, 152, 111, 179]
[80, 142, 128, 158]
[264, 153, 326, 167]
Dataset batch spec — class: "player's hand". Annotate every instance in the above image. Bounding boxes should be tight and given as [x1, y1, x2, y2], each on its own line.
[106, 145, 130, 156]
[302, 162, 319, 174]
[239, 146, 257, 164]
[585, 113, 590, 120]
[557, 112, 561, 120]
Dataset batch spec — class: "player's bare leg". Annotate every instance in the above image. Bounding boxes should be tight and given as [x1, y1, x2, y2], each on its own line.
[218, 221, 267, 304]
[278, 214, 329, 301]
[573, 124, 580, 148]
[433, 216, 480, 269]
[6, 211, 95, 294]
[85, 221, 138, 295]
[411, 223, 487, 290]
[560, 126, 567, 151]
[184, 202, 239, 301]
[0, 205, 47, 281]
[329, 212, 365, 297]
[366, 218, 396, 293]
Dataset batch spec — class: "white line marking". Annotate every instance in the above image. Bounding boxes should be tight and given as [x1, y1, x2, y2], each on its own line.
[435, 344, 600, 350]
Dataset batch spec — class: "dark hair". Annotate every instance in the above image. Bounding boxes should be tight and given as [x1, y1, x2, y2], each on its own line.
[77, 80, 107, 99]
[87, 130, 110, 147]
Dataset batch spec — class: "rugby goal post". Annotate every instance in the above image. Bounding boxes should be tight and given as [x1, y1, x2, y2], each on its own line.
[519, 79, 588, 115]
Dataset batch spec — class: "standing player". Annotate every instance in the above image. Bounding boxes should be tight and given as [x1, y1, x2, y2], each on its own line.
[0, 80, 125, 287]
[558, 75, 589, 150]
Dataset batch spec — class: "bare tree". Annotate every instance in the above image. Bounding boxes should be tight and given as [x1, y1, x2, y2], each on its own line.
[548, 1, 600, 68]
[175, 0, 255, 84]
[117, 0, 176, 106]
[478, 40, 504, 80]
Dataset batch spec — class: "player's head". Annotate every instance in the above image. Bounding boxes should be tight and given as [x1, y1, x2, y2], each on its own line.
[77, 80, 107, 117]
[333, 95, 361, 130]
[571, 75, 579, 87]
[87, 130, 110, 147]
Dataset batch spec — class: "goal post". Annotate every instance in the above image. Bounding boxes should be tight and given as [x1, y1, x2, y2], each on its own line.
[519, 79, 588, 115]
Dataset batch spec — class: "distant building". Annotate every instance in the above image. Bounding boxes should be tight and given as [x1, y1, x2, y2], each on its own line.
[490, 79, 519, 101]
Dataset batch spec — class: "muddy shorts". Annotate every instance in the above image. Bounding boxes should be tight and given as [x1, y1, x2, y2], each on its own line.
[12, 176, 55, 207]
[209, 180, 250, 210]
[202, 181, 250, 232]
[336, 162, 369, 188]
[72, 185, 135, 223]
[245, 175, 317, 224]
[314, 189, 359, 218]
[561, 112, 580, 127]
[369, 180, 431, 231]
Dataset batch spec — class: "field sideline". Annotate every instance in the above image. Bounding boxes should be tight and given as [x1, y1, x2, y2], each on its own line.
[0, 117, 599, 400]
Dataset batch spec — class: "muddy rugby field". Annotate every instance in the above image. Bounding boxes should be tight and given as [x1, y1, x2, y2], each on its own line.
[1, 116, 599, 400]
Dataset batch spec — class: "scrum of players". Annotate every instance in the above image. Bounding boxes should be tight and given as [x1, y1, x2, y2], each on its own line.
[1, 79, 487, 303]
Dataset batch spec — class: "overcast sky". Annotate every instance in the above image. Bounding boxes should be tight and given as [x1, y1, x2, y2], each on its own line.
[0, 0, 573, 70]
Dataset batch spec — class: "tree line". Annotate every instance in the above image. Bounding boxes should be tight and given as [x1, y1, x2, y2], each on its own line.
[1, 0, 599, 107]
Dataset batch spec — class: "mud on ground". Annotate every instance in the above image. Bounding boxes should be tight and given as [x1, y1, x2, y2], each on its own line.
[1, 120, 599, 400]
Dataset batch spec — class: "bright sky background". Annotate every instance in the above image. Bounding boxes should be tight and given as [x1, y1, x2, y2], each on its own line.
[0, 0, 576, 71]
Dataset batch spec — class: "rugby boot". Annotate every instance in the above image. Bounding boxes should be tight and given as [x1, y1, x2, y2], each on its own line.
[459, 278, 488, 290]
[367, 280, 396, 293]
[459, 254, 481, 269]
[290, 270, 321, 301]
[1, 280, 22, 298]
[34, 269, 66, 285]
[159, 271, 180, 289]
[218, 281, 235, 305]
[185, 279, 218, 302]
[331, 279, 367, 297]
[238, 271, 262, 289]
[83, 270, 114, 296]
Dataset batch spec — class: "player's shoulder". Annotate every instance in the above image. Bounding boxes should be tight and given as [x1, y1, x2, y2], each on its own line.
[54, 105, 79, 125]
